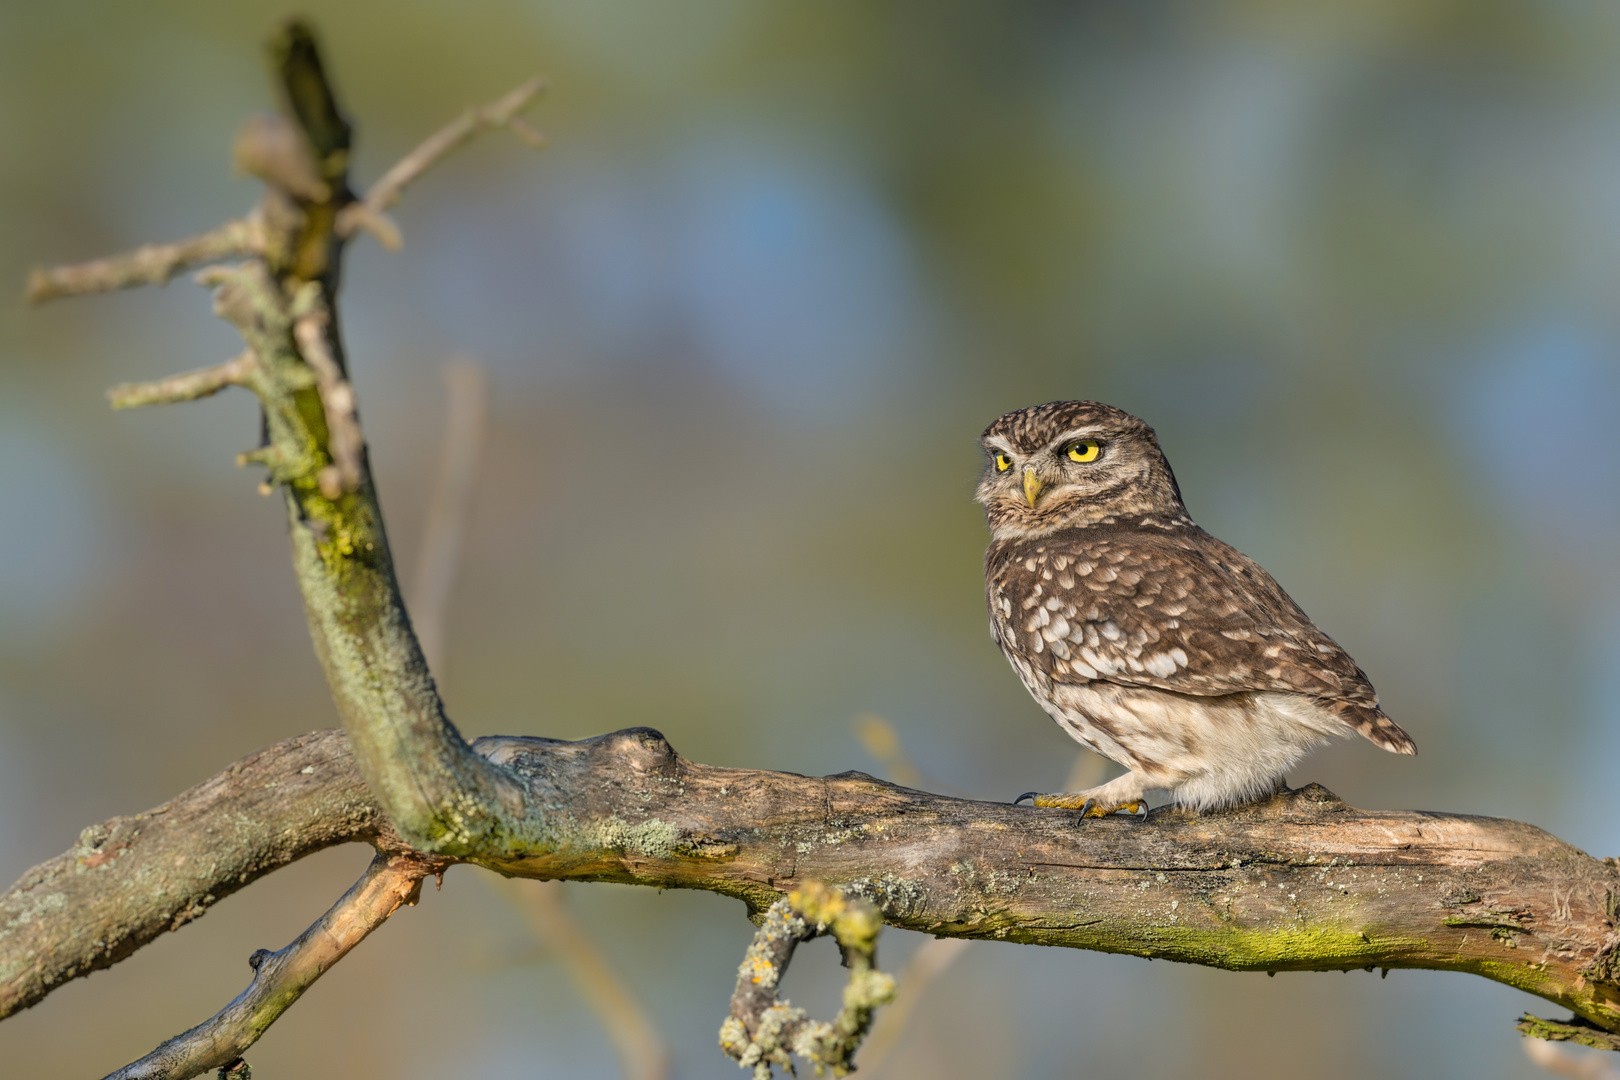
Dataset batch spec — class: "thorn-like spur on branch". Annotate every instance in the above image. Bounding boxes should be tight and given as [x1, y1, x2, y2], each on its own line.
[24, 217, 262, 304]
[719, 881, 896, 1079]
[335, 76, 546, 250]
[107, 351, 261, 410]
[102, 851, 447, 1080]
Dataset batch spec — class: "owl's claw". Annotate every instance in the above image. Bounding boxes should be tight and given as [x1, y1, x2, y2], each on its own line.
[1013, 792, 1150, 819]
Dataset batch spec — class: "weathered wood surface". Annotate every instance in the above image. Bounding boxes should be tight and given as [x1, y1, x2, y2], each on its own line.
[7, 724, 1616, 1040]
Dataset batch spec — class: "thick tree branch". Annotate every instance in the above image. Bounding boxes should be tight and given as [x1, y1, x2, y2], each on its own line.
[8, 727, 1620, 1051]
[0, 729, 394, 1020]
[102, 851, 445, 1080]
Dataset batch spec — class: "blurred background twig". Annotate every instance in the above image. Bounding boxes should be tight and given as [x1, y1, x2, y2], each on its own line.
[411, 356, 671, 1080]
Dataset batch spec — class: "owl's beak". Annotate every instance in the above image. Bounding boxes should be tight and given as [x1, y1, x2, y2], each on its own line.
[1022, 467, 1044, 507]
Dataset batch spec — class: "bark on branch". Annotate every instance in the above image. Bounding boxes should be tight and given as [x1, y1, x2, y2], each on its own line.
[6, 727, 1619, 1053]
[0, 729, 394, 1021]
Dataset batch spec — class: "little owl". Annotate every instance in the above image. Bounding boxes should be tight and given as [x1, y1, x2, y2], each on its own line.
[979, 400, 1415, 817]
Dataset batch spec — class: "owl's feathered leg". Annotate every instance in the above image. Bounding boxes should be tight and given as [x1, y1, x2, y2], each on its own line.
[1013, 771, 1150, 819]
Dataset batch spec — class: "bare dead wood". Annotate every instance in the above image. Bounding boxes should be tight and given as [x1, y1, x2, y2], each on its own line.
[289, 284, 365, 496]
[101, 851, 445, 1080]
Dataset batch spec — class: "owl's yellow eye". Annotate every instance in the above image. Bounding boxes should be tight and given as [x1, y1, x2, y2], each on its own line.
[1067, 440, 1100, 463]
[995, 453, 1012, 472]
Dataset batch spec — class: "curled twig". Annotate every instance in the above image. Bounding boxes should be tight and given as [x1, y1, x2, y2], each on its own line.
[107, 351, 261, 410]
[335, 76, 546, 249]
[720, 882, 896, 1079]
[101, 851, 445, 1080]
[25, 217, 263, 304]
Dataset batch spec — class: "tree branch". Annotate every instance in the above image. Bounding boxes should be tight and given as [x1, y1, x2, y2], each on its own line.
[0, 729, 395, 1021]
[335, 77, 546, 250]
[24, 217, 263, 303]
[720, 881, 895, 1078]
[101, 851, 445, 1080]
[107, 351, 261, 409]
[13, 726, 1617, 1047]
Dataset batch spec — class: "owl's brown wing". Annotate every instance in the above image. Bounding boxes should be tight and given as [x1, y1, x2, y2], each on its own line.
[987, 524, 1415, 753]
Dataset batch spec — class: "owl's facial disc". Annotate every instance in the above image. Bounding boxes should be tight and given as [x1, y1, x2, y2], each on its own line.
[978, 401, 1189, 540]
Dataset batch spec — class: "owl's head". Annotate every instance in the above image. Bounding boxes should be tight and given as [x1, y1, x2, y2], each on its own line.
[976, 400, 1187, 540]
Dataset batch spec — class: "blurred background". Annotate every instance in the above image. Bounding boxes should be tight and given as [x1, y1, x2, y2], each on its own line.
[3, 1, 1620, 1077]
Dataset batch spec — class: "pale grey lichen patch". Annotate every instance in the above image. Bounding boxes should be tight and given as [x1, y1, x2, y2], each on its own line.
[590, 815, 682, 860]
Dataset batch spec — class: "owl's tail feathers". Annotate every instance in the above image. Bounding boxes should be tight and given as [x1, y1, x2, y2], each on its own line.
[1335, 701, 1418, 756]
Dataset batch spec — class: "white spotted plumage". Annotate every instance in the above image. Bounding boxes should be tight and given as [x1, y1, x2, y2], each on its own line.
[979, 401, 1415, 813]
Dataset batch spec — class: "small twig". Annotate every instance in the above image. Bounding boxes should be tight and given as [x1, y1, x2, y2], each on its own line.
[335, 77, 546, 247]
[719, 882, 896, 1079]
[499, 880, 672, 1080]
[290, 283, 364, 497]
[412, 358, 488, 677]
[107, 351, 260, 410]
[412, 363, 669, 1080]
[101, 851, 444, 1080]
[25, 217, 262, 304]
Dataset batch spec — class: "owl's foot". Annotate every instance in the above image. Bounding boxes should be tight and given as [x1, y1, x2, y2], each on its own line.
[1012, 791, 1149, 819]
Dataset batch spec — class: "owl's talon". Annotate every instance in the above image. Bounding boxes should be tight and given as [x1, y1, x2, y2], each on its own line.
[1016, 792, 1150, 819]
